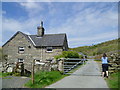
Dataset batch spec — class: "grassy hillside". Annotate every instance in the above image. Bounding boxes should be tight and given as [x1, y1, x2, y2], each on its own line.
[70, 39, 119, 56]
[0, 47, 2, 61]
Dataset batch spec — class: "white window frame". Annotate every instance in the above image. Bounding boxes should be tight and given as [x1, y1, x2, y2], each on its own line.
[46, 47, 53, 52]
[18, 47, 25, 53]
[18, 58, 24, 63]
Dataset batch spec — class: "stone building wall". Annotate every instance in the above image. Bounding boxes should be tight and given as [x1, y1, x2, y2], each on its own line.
[2, 32, 64, 71]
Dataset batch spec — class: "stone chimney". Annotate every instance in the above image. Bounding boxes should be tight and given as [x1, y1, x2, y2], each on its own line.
[37, 21, 45, 37]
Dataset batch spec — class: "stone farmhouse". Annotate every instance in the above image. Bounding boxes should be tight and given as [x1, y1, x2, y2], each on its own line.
[2, 21, 68, 71]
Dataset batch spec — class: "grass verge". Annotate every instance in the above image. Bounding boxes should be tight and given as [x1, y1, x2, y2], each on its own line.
[0, 72, 13, 78]
[105, 71, 119, 88]
[24, 71, 68, 88]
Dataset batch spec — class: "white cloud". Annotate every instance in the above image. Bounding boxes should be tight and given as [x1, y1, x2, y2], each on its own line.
[3, 18, 22, 32]
[48, 7, 117, 35]
[69, 31, 118, 47]
[2, 17, 41, 33]
[70, 31, 117, 42]
[20, 2, 42, 10]
[19, 2, 44, 17]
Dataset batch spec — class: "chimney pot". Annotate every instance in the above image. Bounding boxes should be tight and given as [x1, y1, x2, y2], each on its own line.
[37, 21, 45, 37]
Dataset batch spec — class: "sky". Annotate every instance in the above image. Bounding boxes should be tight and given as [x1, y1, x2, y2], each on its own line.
[1, 1, 118, 48]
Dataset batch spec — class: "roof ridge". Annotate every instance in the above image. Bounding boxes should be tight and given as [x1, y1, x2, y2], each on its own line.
[45, 33, 66, 35]
[18, 31, 28, 36]
[29, 33, 66, 36]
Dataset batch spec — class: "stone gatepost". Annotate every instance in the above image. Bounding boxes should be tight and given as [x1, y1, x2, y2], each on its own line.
[58, 58, 64, 72]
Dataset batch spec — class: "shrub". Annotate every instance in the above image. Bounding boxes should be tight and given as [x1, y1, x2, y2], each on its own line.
[13, 73, 20, 76]
[54, 51, 80, 59]
[54, 54, 63, 60]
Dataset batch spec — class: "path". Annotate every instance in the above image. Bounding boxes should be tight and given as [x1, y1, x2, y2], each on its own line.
[46, 59, 108, 88]
[1, 76, 30, 88]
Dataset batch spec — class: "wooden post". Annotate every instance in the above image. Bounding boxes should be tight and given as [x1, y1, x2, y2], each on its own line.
[32, 59, 35, 84]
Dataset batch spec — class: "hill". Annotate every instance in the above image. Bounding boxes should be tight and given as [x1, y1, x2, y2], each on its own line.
[69, 38, 119, 56]
[0, 47, 2, 61]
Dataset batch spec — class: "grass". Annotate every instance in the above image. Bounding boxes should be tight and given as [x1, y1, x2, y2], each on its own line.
[25, 71, 68, 88]
[0, 72, 23, 78]
[105, 72, 119, 88]
[94, 59, 101, 62]
[0, 72, 13, 78]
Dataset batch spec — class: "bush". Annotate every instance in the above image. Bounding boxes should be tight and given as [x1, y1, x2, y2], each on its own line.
[54, 51, 80, 59]
[54, 54, 64, 60]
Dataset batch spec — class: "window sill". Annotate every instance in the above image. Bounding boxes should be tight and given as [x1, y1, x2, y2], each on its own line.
[18, 53, 24, 54]
[18, 51, 24, 54]
[46, 51, 53, 53]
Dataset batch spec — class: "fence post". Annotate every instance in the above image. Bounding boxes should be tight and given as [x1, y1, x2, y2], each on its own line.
[32, 59, 35, 84]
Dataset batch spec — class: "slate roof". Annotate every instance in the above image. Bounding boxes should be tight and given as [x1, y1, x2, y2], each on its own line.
[29, 34, 66, 47]
[3, 31, 67, 47]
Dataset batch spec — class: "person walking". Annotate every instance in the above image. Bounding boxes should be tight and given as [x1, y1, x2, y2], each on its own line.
[101, 53, 109, 78]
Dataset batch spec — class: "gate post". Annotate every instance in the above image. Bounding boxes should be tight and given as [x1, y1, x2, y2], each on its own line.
[63, 58, 65, 74]
[32, 59, 35, 84]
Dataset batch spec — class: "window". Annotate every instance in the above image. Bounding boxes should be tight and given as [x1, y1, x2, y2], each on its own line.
[28, 46, 31, 48]
[46, 47, 53, 52]
[18, 47, 25, 53]
[18, 58, 24, 63]
[63, 47, 65, 51]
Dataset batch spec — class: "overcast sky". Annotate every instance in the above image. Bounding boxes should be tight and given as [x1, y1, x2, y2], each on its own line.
[2, 1, 118, 48]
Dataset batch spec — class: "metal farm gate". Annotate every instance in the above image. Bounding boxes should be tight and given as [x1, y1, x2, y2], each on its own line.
[63, 58, 83, 74]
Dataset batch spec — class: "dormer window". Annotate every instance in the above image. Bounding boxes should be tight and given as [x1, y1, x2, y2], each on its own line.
[18, 47, 24, 53]
[46, 47, 53, 52]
